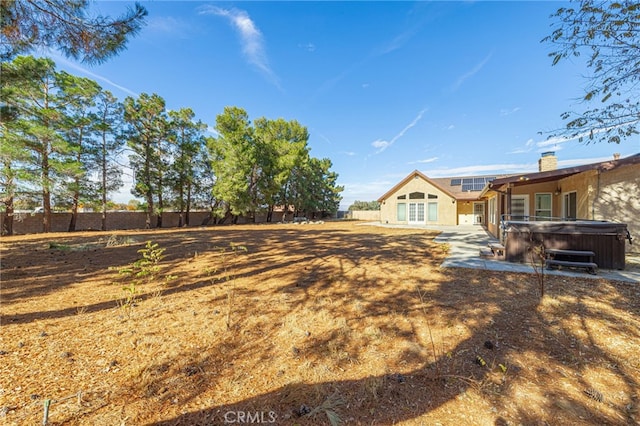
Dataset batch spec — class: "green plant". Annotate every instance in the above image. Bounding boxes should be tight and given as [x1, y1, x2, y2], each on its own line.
[115, 241, 166, 309]
[121, 282, 138, 307]
[118, 241, 165, 280]
[48, 242, 71, 250]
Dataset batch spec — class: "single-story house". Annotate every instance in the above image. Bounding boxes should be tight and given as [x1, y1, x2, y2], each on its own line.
[377, 170, 499, 227]
[480, 152, 640, 247]
[377, 152, 639, 252]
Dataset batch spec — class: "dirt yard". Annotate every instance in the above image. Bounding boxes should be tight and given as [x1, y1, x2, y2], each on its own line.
[1, 221, 639, 425]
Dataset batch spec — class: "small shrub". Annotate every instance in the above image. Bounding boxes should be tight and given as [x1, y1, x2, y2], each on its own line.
[114, 241, 166, 309]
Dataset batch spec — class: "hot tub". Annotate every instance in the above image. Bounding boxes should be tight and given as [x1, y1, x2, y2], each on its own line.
[503, 220, 629, 270]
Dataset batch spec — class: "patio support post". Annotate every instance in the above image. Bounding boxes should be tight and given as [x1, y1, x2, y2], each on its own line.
[506, 184, 512, 220]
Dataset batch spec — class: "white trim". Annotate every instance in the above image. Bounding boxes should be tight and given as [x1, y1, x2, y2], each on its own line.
[488, 197, 497, 225]
[473, 202, 484, 225]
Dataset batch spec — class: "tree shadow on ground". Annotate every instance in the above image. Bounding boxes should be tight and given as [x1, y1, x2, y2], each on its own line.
[142, 267, 639, 425]
[2, 224, 638, 425]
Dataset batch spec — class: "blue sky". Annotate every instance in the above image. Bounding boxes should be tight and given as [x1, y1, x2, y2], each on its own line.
[50, 1, 639, 209]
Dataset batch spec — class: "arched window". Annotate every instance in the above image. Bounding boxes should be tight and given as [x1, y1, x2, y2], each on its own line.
[409, 192, 425, 199]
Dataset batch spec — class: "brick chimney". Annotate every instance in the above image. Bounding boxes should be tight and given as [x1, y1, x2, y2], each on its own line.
[538, 151, 557, 172]
[613, 153, 621, 160]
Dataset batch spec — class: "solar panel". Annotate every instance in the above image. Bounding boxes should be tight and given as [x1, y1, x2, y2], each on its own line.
[455, 176, 495, 191]
[450, 178, 462, 186]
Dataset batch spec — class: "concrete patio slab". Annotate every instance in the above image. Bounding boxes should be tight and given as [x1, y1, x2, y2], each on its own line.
[360, 222, 639, 284]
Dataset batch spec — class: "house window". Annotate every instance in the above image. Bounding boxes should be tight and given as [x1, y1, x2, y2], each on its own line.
[427, 202, 438, 221]
[428, 194, 438, 199]
[563, 191, 577, 219]
[510, 195, 529, 220]
[409, 192, 425, 199]
[534, 193, 552, 220]
[489, 197, 496, 225]
[397, 194, 406, 199]
[397, 203, 406, 221]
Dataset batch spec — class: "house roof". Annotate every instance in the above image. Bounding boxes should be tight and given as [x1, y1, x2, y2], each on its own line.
[377, 154, 639, 203]
[481, 153, 640, 196]
[430, 176, 510, 201]
[377, 170, 505, 202]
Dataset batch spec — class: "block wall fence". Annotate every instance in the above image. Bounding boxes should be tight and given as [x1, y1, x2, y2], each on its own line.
[0, 211, 274, 235]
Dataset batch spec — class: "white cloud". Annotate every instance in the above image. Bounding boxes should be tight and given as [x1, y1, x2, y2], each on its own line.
[508, 127, 616, 155]
[376, 28, 418, 56]
[451, 51, 493, 91]
[146, 16, 191, 38]
[409, 157, 439, 164]
[372, 139, 390, 150]
[557, 156, 620, 168]
[372, 109, 427, 154]
[339, 179, 395, 209]
[49, 52, 138, 97]
[298, 42, 316, 52]
[201, 6, 280, 89]
[500, 107, 521, 116]
[424, 163, 538, 177]
[509, 138, 536, 154]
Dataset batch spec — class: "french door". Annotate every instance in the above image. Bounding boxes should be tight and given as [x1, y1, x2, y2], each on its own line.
[408, 202, 425, 224]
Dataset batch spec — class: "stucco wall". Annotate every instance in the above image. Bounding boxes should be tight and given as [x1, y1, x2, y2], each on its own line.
[347, 210, 381, 221]
[593, 164, 640, 248]
[379, 176, 457, 225]
[557, 170, 596, 220]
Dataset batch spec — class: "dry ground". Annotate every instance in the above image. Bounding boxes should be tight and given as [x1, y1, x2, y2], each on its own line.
[1, 221, 639, 425]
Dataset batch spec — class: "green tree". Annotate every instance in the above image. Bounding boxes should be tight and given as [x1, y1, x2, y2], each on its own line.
[167, 108, 207, 227]
[309, 157, 343, 218]
[0, 56, 81, 232]
[209, 106, 256, 222]
[287, 156, 342, 219]
[209, 107, 343, 223]
[1, 0, 147, 64]
[93, 90, 125, 230]
[254, 117, 309, 222]
[543, 0, 640, 143]
[0, 109, 31, 235]
[56, 71, 101, 231]
[348, 200, 381, 211]
[124, 93, 169, 229]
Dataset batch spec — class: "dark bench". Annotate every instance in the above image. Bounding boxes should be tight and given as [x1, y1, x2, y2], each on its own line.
[546, 249, 595, 258]
[545, 249, 597, 274]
